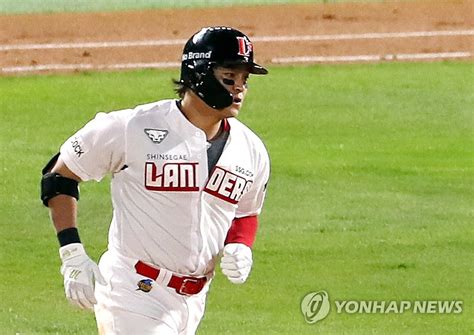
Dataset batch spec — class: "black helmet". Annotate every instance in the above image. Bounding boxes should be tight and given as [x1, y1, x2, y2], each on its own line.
[179, 26, 268, 109]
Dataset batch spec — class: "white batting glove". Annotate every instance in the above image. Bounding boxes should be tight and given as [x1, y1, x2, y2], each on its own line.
[220, 243, 253, 284]
[59, 243, 106, 310]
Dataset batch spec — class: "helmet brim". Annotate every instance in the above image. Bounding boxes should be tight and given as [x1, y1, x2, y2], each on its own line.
[219, 60, 268, 75]
[249, 62, 268, 75]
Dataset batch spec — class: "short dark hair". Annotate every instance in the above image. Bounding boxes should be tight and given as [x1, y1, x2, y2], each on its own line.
[172, 79, 189, 98]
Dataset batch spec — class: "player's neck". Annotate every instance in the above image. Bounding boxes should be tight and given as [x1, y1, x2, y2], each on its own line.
[179, 93, 223, 141]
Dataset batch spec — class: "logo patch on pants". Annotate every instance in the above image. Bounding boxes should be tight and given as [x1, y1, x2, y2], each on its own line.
[137, 279, 154, 293]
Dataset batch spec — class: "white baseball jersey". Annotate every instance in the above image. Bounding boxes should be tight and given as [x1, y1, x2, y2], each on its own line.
[60, 99, 270, 276]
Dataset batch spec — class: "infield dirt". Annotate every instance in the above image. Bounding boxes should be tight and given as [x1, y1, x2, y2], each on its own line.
[0, 0, 473, 73]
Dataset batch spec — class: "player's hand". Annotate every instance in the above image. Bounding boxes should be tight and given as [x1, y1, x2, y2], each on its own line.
[220, 243, 253, 284]
[59, 243, 106, 310]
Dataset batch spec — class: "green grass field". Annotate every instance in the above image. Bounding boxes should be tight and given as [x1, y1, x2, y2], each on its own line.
[0, 62, 473, 334]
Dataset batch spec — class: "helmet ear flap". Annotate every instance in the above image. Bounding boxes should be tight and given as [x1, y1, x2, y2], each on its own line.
[193, 60, 211, 83]
[180, 60, 202, 87]
[180, 60, 209, 89]
[195, 70, 233, 109]
[182, 60, 233, 110]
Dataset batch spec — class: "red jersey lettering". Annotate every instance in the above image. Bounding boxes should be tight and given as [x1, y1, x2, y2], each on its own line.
[204, 167, 252, 204]
[145, 162, 199, 191]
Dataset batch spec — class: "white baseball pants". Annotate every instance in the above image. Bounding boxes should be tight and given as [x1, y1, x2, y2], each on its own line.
[94, 250, 210, 335]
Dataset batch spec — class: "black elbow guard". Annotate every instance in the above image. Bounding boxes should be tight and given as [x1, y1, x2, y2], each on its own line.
[41, 153, 80, 207]
[41, 172, 79, 207]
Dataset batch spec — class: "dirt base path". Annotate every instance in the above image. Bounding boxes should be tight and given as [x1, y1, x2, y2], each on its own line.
[0, 1, 472, 74]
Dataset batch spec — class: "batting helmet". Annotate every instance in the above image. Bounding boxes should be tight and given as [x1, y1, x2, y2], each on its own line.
[179, 26, 268, 109]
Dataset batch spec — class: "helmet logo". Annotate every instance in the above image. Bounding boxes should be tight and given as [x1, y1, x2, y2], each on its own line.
[182, 51, 212, 61]
[236, 36, 253, 58]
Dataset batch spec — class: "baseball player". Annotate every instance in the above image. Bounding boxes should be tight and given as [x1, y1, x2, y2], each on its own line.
[41, 26, 270, 334]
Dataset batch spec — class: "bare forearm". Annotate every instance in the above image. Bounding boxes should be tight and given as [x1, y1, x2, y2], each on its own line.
[48, 195, 78, 233]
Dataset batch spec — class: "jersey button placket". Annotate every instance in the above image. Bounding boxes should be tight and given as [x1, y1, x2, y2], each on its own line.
[195, 131, 205, 160]
[192, 131, 206, 261]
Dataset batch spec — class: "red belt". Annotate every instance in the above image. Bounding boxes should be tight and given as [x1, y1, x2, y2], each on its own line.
[134, 261, 207, 296]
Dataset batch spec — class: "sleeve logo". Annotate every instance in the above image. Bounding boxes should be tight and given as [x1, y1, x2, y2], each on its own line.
[70, 137, 85, 157]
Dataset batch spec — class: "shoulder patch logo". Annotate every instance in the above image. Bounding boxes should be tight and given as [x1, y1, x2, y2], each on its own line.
[145, 129, 168, 144]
